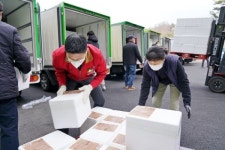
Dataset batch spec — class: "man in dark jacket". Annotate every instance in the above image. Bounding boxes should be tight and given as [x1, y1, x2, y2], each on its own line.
[87, 30, 107, 91]
[0, 2, 31, 149]
[87, 30, 99, 48]
[138, 46, 191, 118]
[123, 35, 143, 90]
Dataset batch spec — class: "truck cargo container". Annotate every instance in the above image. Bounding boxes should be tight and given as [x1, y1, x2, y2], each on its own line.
[40, 2, 111, 91]
[1, 0, 42, 93]
[161, 36, 172, 51]
[171, 18, 214, 65]
[111, 21, 144, 76]
[144, 29, 161, 51]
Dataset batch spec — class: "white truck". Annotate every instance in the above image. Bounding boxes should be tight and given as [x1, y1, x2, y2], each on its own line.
[171, 18, 214, 64]
[110, 21, 145, 76]
[39, 2, 112, 91]
[2, 0, 42, 93]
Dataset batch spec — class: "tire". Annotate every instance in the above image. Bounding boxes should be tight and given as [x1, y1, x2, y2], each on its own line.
[208, 76, 225, 93]
[40, 73, 52, 91]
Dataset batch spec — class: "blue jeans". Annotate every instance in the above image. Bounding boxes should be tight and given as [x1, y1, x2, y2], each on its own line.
[0, 98, 19, 150]
[124, 65, 136, 87]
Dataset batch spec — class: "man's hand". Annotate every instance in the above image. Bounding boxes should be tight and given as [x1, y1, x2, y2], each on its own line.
[57, 85, 66, 96]
[79, 84, 93, 103]
[185, 105, 191, 119]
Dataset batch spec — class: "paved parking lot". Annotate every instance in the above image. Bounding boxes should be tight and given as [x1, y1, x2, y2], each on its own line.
[17, 60, 225, 150]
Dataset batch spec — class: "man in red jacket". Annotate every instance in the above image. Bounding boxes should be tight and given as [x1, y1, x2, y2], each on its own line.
[52, 34, 107, 134]
[52, 34, 107, 107]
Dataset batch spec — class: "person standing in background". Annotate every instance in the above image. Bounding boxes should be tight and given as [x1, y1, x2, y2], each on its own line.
[123, 35, 143, 90]
[87, 30, 107, 91]
[0, 1, 31, 149]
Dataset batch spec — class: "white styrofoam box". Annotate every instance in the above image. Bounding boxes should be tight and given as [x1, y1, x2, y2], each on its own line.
[109, 110, 128, 118]
[15, 67, 31, 91]
[117, 121, 126, 135]
[126, 106, 182, 150]
[80, 122, 121, 145]
[19, 130, 76, 150]
[66, 138, 103, 150]
[109, 133, 126, 149]
[89, 107, 113, 121]
[99, 144, 126, 150]
[49, 93, 91, 129]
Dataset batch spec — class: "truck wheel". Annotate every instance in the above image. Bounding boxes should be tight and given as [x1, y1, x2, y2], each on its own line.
[208, 76, 225, 93]
[40, 73, 51, 91]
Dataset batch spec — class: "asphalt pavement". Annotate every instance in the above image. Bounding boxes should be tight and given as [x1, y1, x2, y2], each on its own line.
[17, 60, 225, 150]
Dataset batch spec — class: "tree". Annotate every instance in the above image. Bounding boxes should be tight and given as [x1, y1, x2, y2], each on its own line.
[150, 22, 175, 38]
[210, 0, 225, 18]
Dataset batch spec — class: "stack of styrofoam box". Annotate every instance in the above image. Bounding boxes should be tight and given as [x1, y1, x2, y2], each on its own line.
[126, 106, 182, 150]
[19, 131, 76, 150]
[80, 107, 113, 134]
[49, 92, 91, 129]
[80, 108, 127, 147]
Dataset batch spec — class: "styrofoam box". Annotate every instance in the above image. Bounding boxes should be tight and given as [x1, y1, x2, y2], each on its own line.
[49, 93, 91, 129]
[66, 138, 103, 150]
[126, 106, 182, 150]
[19, 130, 76, 150]
[99, 144, 126, 150]
[80, 121, 122, 145]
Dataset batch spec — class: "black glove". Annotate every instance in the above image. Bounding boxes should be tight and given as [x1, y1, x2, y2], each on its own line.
[184, 105, 191, 119]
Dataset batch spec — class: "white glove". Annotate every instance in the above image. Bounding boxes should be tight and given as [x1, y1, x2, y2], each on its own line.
[79, 84, 93, 103]
[57, 85, 66, 96]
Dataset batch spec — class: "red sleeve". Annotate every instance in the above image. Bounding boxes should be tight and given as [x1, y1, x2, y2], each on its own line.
[90, 50, 107, 88]
[52, 48, 67, 86]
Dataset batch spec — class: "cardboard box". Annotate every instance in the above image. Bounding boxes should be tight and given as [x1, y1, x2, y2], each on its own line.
[126, 106, 182, 150]
[49, 93, 91, 129]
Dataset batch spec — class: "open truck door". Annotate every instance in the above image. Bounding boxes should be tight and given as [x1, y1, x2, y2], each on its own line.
[40, 2, 111, 91]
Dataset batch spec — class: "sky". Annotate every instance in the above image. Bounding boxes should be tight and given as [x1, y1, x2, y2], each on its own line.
[36, 0, 215, 28]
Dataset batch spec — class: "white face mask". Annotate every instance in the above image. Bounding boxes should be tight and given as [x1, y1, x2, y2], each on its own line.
[149, 62, 164, 71]
[69, 58, 85, 68]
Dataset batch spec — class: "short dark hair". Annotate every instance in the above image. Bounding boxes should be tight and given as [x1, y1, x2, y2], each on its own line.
[0, 1, 3, 12]
[146, 46, 166, 61]
[87, 30, 95, 36]
[65, 34, 87, 53]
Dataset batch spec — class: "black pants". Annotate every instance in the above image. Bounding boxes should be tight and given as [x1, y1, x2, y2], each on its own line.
[66, 77, 105, 107]
[0, 98, 19, 150]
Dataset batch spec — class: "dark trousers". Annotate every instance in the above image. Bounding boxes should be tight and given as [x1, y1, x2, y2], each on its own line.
[66, 77, 105, 107]
[59, 77, 105, 135]
[0, 98, 19, 150]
